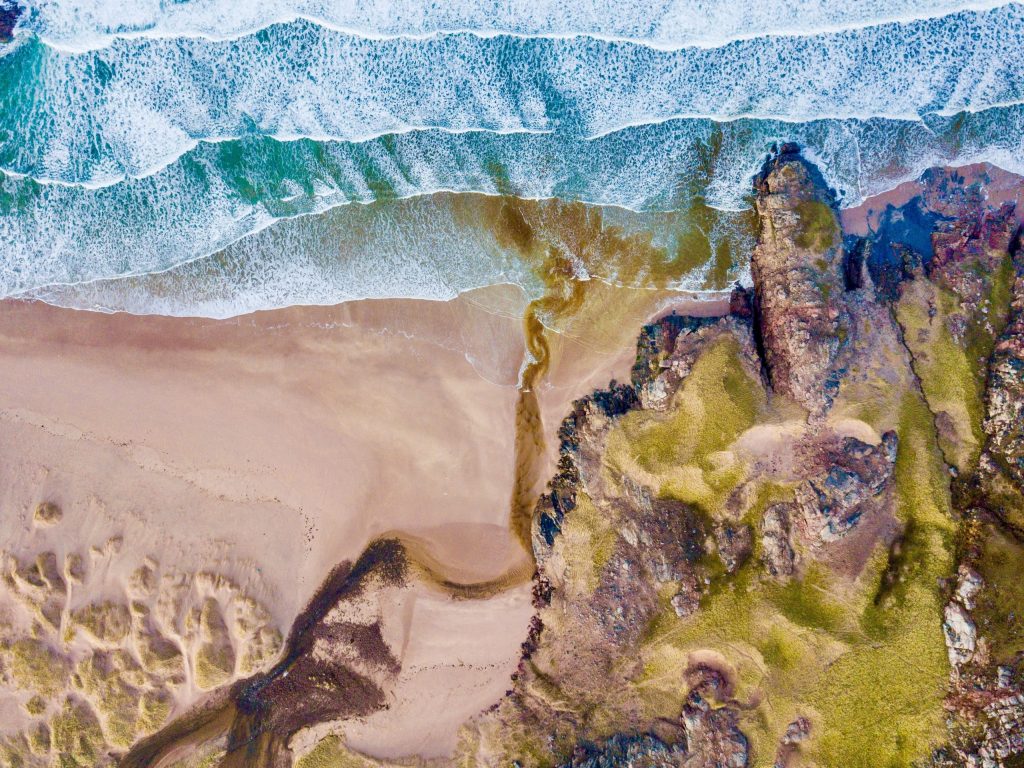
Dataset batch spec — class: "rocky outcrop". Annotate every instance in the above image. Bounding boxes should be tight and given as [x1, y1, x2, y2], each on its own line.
[681, 666, 749, 768]
[761, 503, 797, 578]
[794, 430, 898, 542]
[482, 147, 1024, 767]
[558, 734, 686, 768]
[751, 144, 847, 414]
[984, 252, 1024, 489]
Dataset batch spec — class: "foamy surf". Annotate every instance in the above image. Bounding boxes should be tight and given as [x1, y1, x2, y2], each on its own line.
[3, 106, 1024, 312]
[2, 1, 1024, 317]
[2, 6, 1024, 185]
[13, 0, 1017, 52]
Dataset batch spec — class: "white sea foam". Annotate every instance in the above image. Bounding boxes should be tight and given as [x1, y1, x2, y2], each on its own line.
[3, 6, 1024, 185]
[16, 0, 1017, 52]
[3, 2, 1024, 317]
[19, 194, 722, 317]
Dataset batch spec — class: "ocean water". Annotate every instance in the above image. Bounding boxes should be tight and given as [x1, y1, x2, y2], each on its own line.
[1, 1, 1022, 316]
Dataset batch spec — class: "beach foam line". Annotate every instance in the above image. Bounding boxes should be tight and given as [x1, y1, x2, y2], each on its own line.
[16, 0, 1016, 54]
[2, 187, 665, 299]
[0, 125, 557, 191]
[4, 108, 1024, 304]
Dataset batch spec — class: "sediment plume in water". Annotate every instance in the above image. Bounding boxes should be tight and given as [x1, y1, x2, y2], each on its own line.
[479, 194, 731, 549]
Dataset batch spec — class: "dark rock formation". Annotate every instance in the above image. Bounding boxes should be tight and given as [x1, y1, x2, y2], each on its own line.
[681, 666, 748, 768]
[794, 431, 898, 541]
[559, 734, 686, 768]
[761, 503, 797, 578]
[751, 144, 848, 414]
[0, 1, 20, 43]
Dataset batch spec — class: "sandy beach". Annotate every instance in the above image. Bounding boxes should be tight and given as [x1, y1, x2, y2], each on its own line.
[0, 283, 716, 757]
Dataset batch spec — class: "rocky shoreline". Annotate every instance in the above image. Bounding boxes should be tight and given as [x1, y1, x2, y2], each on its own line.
[471, 145, 1024, 767]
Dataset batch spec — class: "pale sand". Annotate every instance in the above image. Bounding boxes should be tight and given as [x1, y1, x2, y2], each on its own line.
[340, 581, 535, 759]
[0, 283, 719, 757]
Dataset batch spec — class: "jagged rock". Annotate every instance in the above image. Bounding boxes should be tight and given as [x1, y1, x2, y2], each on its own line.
[560, 734, 686, 768]
[714, 523, 752, 574]
[773, 717, 811, 768]
[761, 503, 797, 578]
[944, 602, 977, 667]
[795, 431, 898, 541]
[956, 566, 984, 611]
[681, 667, 749, 768]
[751, 145, 847, 413]
[634, 315, 734, 411]
[929, 202, 1017, 311]
[984, 254, 1024, 488]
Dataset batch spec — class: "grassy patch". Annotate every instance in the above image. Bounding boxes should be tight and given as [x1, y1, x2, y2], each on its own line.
[771, 564, 845, 632]
[896, 281, 984, 469]
[556, 492, 618, 595]
[630, 389, 953, 767]
[74, 651, 144, 747]
[50, 697, 105, 767]
[605, 335, 764, 517]
[795, 201, 839, 251]
[809, 391, 952, 767]
[295, 735, 380, 768]
[4, 637, 69, 697]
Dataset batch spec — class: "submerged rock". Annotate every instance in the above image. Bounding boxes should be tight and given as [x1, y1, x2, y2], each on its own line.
[0, 1, 20, 44]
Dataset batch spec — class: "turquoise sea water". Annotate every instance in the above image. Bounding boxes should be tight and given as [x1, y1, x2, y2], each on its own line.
[1, 1, 1022, 315]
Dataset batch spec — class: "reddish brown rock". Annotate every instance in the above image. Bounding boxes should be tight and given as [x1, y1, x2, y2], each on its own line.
[751, 146, 848, 414]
